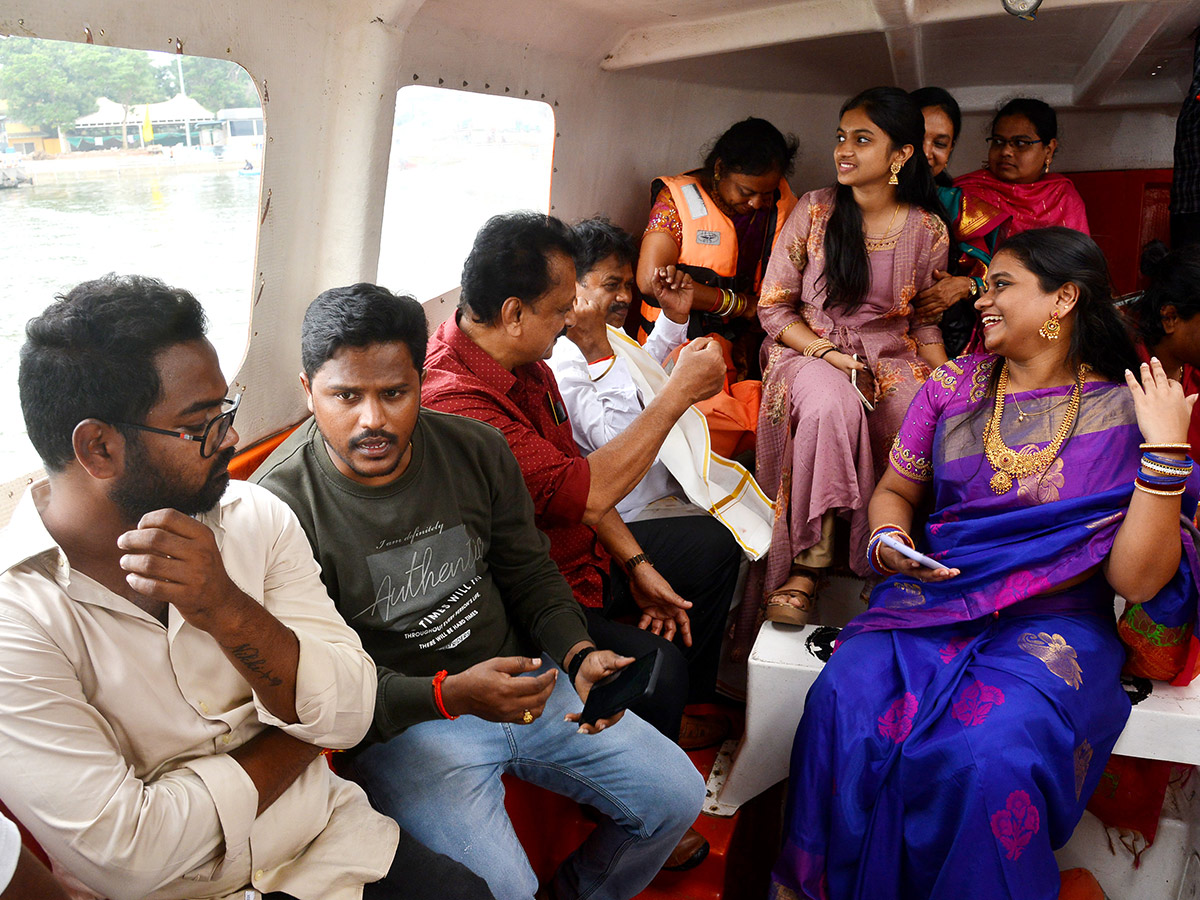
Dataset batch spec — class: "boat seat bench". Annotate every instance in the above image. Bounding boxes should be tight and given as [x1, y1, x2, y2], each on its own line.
[709, 619, 1200, 817]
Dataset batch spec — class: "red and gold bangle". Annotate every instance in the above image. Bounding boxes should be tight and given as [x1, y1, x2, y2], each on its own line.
[869, 524, 914, 547]
[1134, 478, 1186, 497]
[432, 669, 459, 720]
[868, 536, 897, 576]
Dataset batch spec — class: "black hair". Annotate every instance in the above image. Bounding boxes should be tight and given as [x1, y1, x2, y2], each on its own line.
[571, 217, 637, 282]
[910, 86, 962, 188]
[1131, 240, 1200, 346]
[991, 97, 1058, 142]
[823, 87, 949, 311]
[301, 283, 428, 379]
[19, 274, 209, 472]
[997, 227, 1139, 382]
[459, 211, 578, 324]
[702, 117, 800, 179]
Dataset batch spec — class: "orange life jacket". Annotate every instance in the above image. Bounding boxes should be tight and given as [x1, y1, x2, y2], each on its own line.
[638, 172, 797, 342]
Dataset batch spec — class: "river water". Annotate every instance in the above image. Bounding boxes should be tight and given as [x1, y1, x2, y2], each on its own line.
[0, 90, 555, 479]
[0, 168, 259, 476]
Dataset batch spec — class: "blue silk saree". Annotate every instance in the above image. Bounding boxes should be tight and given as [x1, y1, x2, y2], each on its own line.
[771, 354, 1200, 900]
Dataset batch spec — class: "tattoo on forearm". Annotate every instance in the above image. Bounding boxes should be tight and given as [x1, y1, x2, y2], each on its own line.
[224, 643, 284, 687]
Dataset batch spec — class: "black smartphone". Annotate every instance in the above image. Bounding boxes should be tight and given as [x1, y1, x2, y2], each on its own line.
[579, 649, 662, 726]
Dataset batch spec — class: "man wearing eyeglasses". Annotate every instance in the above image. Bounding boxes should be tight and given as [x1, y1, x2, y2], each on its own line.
[0, 275, 493, 900]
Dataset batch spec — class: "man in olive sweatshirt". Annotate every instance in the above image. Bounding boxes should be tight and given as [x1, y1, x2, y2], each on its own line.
[254, 283, 704, 900]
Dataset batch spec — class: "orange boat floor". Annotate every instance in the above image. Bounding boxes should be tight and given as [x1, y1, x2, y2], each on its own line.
[503, 701, 783, 900]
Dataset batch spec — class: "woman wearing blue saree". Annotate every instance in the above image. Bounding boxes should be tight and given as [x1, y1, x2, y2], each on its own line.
[771, 227, 1200, 900]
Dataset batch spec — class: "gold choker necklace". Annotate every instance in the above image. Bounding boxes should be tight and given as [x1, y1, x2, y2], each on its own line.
[983, 360, 1084, 494]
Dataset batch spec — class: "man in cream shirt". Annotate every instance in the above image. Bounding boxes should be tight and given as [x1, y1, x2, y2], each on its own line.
[0, 275, 492, 900]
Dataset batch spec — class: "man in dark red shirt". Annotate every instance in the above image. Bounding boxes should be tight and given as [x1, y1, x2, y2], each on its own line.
[423, 212, 728, 869]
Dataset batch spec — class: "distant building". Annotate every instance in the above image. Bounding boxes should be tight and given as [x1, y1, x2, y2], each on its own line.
[0, 103, 61, 155]
[74, 94, 216, 147]
[211, 108, 265, 154]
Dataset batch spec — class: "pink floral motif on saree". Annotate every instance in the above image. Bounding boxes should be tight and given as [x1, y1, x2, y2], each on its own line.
[938, 636, 972, 663]
[995, 569, 1053, 608]
[877, 692, 919, 743]
[951, 680, 1006, 727]
[990, 790, 1041, 860]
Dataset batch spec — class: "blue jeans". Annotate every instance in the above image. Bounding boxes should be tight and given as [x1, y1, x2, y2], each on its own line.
[348, 664, 704, 900]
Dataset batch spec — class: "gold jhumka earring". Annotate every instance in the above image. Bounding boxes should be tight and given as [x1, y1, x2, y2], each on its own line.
[888, 161, 901, 186]
[1038, 310, 1061, 341]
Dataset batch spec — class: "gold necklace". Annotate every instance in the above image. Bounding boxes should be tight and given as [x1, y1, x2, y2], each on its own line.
[864, 204, 903, 253]
[983, 360, 1084, 494]
[1010, 392, 1073, 424]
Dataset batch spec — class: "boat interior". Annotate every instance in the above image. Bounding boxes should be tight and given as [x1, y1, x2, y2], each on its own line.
[0, 0, 1196, 463]
[4, 0, 1200, 897]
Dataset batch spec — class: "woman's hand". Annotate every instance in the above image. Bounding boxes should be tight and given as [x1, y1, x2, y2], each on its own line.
[915, 271, 972, 324]
[1126, 358, 1197, 447]
[825, 350, 876, 403]
[878, 544, 959, 582]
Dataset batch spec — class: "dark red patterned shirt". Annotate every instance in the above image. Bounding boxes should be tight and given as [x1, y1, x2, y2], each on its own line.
[422, 315, 609, 607]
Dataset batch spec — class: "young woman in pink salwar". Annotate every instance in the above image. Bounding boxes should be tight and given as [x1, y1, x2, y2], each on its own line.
[737, 87, 950, 642]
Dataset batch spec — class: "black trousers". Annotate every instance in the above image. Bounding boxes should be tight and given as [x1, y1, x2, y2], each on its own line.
[263, 822, 495, 900]
[586, 514, 742, 741]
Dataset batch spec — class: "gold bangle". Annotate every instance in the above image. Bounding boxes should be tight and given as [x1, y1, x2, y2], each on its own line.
[870, 539, 897, 576]
[803, 338, 835, 358]
[1140, 443, 1192, 452]
[715, 288, 735, 317]
[589, 357, 617, 382]
[870, 524, 914, 547]
[1134, 481, 1187, 497]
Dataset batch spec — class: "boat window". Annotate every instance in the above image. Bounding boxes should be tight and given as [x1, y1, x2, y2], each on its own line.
[378, 85, 555, 301]
[0, 36, 260, 475]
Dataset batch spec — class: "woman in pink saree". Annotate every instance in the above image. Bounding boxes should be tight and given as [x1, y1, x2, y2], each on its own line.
[737, 87, 950, 644]
[956, 98, 1090, 237]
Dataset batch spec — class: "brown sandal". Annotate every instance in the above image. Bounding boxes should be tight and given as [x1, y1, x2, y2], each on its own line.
[765, 570, 817, 626]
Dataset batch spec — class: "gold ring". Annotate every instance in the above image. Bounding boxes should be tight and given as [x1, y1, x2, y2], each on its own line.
[521, 709, 534, 725]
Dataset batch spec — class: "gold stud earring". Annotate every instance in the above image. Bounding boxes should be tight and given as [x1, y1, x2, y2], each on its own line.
[1038, 310, 1061, 341]
[888, 161, 901, 186]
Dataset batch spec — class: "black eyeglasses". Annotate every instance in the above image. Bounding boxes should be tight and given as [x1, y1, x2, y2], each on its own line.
[986, 137, 1044, 151]
[114, 394, 241, 458]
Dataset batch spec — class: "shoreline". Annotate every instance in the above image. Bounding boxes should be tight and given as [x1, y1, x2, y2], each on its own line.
[5, 148, 254, 184]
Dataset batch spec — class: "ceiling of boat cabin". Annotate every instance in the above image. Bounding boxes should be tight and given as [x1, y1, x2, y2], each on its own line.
[413, 0, 1200, 110]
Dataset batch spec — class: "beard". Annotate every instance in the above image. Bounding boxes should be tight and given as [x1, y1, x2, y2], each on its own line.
[326, 428, 407, 480]
[109, 438, 236, 521]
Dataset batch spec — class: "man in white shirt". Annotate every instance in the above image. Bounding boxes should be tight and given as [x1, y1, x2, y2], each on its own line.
[0, 275, 492, 900]
[548, 219, 754, 704]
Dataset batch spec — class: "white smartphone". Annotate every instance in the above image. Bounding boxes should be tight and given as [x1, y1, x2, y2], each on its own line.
[850, 354, 875, 411]
[879, 533, 953, 572]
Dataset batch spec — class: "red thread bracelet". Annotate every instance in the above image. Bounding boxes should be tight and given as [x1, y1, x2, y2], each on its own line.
[432, 670, 459, 720]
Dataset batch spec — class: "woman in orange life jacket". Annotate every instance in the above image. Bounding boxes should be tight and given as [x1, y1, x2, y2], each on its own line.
[636, 117, 799, 382]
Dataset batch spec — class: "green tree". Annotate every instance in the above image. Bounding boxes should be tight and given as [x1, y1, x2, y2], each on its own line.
[158, 56, 259, 114]
[0, 37, 98, 133]
[91, 46, 166, 147]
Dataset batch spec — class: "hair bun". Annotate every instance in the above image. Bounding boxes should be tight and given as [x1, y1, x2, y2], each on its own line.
[1141, 240, 1170, 278]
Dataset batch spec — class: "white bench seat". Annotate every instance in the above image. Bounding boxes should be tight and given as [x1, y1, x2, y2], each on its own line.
[708, 616, 1200, 817]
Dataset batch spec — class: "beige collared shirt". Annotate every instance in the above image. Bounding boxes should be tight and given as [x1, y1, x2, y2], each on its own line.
[0, 479, 398, 900]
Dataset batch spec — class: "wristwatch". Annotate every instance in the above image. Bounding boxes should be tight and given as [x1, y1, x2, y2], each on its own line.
[624, 552, 651, 575]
